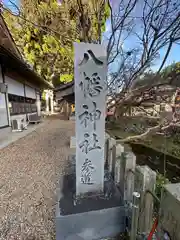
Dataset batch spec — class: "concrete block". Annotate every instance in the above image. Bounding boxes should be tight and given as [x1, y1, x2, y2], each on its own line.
[135, 165, 156, 233]
[56, 206, 125, 240]
[157, 183, 180, 239]
[56, 169, 126, 240]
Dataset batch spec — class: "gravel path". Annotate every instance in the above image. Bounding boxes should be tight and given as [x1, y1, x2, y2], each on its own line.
[0, 119, 74, 240]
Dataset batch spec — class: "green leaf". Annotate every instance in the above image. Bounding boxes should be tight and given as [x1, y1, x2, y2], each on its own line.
[60, 74, 73, 83]
[3, 0, 104, 82]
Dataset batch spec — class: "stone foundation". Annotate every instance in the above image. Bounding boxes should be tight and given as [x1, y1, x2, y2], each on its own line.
[55, 155, 126, 240]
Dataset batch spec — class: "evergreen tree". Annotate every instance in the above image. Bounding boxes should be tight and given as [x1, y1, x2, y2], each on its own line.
[3, 0, 109, 85]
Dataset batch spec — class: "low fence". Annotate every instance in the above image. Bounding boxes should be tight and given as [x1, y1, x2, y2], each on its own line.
[105, 133, 158, 239]
[106, 133, 180, 239]
[70, 132, 180, 239]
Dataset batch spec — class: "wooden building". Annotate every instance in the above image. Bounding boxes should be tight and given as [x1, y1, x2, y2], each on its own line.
[0, 14, 53, 133]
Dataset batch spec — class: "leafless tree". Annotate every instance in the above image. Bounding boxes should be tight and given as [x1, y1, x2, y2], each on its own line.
[102, 0, 180, 141]
[106, 0, 180, 91]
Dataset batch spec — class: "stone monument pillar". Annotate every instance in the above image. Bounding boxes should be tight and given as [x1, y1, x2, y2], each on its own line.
[74, 42, 107, 195]
[56, 43, 125, 240]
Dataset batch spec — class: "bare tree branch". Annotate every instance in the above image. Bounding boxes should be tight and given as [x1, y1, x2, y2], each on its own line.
[116, 121, 179, 143]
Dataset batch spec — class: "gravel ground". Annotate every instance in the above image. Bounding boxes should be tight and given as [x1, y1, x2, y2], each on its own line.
[0, 118, 74, 240]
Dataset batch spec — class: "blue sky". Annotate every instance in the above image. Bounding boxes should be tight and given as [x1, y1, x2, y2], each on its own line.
[3, 0, 19, 12]
[105, 0, 180, 72]
[158, 44, 180, 69]
[104, 21, 180, 72]
[3, 0, 18, 4]
[3, 0, 180, 70]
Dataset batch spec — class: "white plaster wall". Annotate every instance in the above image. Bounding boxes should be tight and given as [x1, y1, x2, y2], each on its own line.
[5, 76, 24, 96]
[25, 85, 36, 99]
[4, 76, 42, 126]
[24, 81, 40, 91]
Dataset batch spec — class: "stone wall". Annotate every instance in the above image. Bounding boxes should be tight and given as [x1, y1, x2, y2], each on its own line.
[157, 183, 180, 239]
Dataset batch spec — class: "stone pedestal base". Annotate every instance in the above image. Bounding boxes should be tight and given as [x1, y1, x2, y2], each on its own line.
[56, 170, 126, 240]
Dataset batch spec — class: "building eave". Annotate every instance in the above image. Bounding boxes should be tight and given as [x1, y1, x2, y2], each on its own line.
[54, 81, 74, 92]
[0, 14, 22, 58]
[0, 45, 54, 89]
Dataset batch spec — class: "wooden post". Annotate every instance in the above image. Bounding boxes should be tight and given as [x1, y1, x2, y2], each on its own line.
[119, 151, 126, 199]
[50, 97, 54, 114]
[105, 137, 109, 169]
[134, 165, 156, 234]
[45, 90, 49, 113]
[108, 138, 116, 172]
[111, 145, 116, 180]
[66, 101, 69, 118]
[108, 147, 113, 172]
[104, 133, 111, 168]
[36, 92, 41, 116]
[67, 102, 71, 119]
[104, 138, 107, 166]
